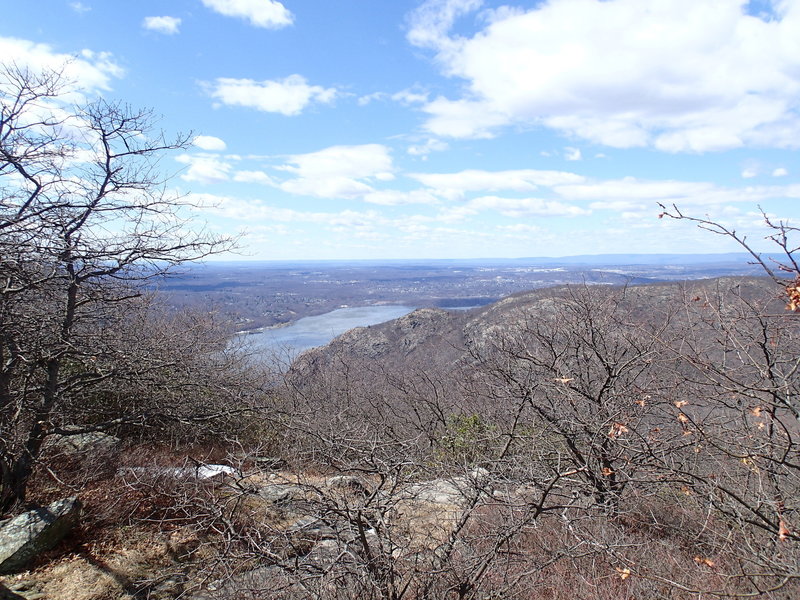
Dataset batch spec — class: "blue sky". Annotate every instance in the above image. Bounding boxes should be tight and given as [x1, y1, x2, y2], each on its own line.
[2, 0, 799, 260]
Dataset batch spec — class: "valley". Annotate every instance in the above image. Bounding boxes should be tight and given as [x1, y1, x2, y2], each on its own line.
[160, 253, 762, 333]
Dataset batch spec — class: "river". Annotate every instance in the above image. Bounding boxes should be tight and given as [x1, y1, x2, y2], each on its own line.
[241, 305, 416, 360]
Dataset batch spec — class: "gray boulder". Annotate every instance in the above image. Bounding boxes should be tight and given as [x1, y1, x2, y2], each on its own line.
[257, 483, 309, 505]
[0, 497, 81, 574]
[325, 475, 371, 495]
[47, 431, 119, 455]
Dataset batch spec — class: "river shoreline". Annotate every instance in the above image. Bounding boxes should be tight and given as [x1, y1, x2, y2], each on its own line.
[239, 304, 417, 358]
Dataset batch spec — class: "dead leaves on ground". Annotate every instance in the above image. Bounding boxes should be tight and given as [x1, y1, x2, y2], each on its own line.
[786, 278, 800, 312]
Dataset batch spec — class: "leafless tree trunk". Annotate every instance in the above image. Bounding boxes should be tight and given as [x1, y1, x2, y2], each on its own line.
[0, 64, 234, 511]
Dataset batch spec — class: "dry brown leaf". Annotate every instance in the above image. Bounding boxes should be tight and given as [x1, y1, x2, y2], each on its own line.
[779, 519, 791, 541]
[608, 423, 629, 439]
[615, 567, 632, 580]
[741, 457, 759, 473]
[786, 279, 800, 312]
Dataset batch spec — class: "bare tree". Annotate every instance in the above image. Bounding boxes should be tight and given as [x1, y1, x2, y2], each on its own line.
[470, 284, 683, 512]
[647, 205, 800, 594]
[0, 64, 234, 511]
[659, 203, 800, 310]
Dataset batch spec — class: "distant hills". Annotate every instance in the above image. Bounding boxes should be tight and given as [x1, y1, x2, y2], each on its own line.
[504, 252, 756, 266]
[200, 252, 757, 269]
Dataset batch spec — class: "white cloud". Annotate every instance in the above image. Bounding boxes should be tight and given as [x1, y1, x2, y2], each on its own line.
[193, 135, 227, 151]
[281, 144, 393, 180]
[189, 193, 388, 233]
[175, 154, 232, 184]
[362, 189, 440, 206]
[558, 178, 720, 203]
[189, 144, 399, 201]
[0, 37, 123, 94]
[326, 210, 386, 233]
[773, 167, 789, 176]
[408, 0, 800, 151]
[407, 138, 449, 156]
[358, 88, 429, 107]
[497, 223, 543, 234]
[407, 0, 484, 52]
[281, 177, 374, 199]
[558, 177, 800, 208]
[208, 75, 337, 115]
[70, 2, 90, 13]
[357, 92, 387, 106]
[234, 170, 275, 185]
[277, 144, 394, 199]
[409, 168, 585, 200]
[564, 147, 582, 161]
[189, 193, 300, 220]
[422, 97, 507, 138]
[468, 196, 591, 218]
[741, 167, 758, 178]
[391, 89, 430, 105]
[200, 0, 293, 29]
[142, 16, 181, 34]
[586, 200, 649, 213]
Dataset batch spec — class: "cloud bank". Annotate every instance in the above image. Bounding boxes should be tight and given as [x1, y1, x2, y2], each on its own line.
[408, 0, 800, 152]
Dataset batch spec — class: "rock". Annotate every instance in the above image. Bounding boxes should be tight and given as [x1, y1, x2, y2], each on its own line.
[194, 464, 237, 479]
[46, 431, 120, 455]
[333, 327, 391, 358]
[402, 471, 490, 507]
[0, 582, 27, 599]
[279, 516, 337, 557]
[286, 516, 336, 542]
[226, 566, 284, 593]
[189, 566, 287, 600]
[150, 575, 185, 599]
[0, 497, 81, 574]
[257, 484, 309, 505]
[305, 538, 345, 568]
[325, 475, 371, 495]
[403, 479, 465, 505]
[116, 463, 237, 481]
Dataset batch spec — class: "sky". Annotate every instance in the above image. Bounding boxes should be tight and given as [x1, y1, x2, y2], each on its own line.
[1, 0, 799, 261]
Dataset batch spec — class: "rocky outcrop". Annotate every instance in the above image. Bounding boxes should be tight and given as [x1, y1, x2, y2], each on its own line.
[46, 431, 120, 455]
[288, 307, 464, 389]
[0, 497, 81, 574]
[185, 469, 494, 598]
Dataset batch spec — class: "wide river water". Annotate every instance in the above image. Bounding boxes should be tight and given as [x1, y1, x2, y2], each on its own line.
[241, 305, 416, 360]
